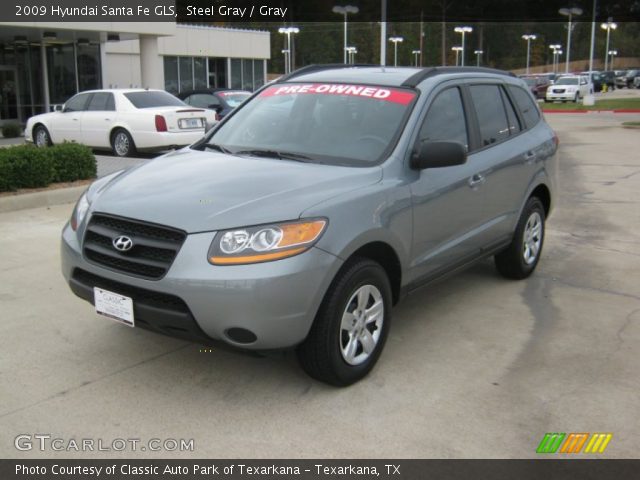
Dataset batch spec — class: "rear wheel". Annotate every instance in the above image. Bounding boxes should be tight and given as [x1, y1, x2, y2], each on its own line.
[111, 129, 136, 157]
[33, 125, 52, 147]
[297, 258, 392, 386]
[495, 197, 546, 280]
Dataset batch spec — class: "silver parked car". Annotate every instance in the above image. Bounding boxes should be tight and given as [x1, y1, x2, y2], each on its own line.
[62, 66, 558, 386]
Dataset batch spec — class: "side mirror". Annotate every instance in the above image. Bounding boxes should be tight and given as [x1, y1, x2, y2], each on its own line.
[411, 141, 467, 170]
[54, 104, 63, 112]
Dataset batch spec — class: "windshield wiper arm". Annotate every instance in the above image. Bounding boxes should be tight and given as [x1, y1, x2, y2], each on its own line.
[235, 149, 313, 162]
[201, 142, 233, 154]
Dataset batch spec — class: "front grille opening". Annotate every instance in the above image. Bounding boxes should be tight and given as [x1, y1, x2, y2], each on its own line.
[83, 213, 186, 280]
[73, 269, 189, 312]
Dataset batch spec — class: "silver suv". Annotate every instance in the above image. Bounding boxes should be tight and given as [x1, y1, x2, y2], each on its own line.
[62, 66, 558, 386]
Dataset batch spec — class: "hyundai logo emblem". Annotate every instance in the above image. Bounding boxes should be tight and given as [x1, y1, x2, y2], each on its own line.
[112, 235, 134, 252]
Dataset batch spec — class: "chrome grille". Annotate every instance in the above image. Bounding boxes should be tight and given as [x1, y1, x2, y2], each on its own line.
[83, 213, 186, 280]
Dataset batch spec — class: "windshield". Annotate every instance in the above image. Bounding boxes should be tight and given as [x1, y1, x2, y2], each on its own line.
[124, 91, 186, 108]
[555, 77, 579, 85]
[201, 83, 417, 166]
[523, 78, 537, 86]
[218, 91, 251, 107]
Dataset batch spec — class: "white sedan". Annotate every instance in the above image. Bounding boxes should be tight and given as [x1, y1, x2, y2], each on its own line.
[25, 89, 218, 157]
[545, 75, 591, 103]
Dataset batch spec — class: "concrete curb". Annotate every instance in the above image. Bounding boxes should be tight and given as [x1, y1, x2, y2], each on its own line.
[0, 186, 85, 213]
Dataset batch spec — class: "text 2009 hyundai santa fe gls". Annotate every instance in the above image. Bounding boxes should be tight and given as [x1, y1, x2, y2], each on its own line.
[61, 66, 558, 386]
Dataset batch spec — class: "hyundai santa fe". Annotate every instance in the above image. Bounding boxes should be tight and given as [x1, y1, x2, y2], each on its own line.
[61, 65, 558, 386]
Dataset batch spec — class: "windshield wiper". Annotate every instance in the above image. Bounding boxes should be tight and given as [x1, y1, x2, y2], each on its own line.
[235, 149, 313, 162]
[201, 142, 233, 154]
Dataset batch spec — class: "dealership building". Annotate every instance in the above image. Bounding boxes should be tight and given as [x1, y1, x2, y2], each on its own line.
[0, 22, 270, 125]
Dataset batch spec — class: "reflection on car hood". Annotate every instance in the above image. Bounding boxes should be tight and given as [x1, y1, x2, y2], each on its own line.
[90, 149, 382, 232]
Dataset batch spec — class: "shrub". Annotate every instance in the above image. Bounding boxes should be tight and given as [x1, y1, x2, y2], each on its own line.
[0, 143, 96, 192]
[1, 123, 22, 138]
[0, 145, 54, 191]
[49, 142, 97, 182]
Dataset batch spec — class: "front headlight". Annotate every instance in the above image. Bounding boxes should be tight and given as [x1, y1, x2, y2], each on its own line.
[70, 192, 91, 231]
[208, 219, 327, 265]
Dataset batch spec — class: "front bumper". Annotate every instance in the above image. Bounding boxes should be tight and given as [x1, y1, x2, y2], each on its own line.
[546, 90, 579, 101]
[61, 221, 342, 350]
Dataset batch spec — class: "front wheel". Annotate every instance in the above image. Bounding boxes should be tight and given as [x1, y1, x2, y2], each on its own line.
[495, 197, 546, 280]
[297, 258, 392, 386]
[111, 129, 136, 157]
[34, 125, 52, 147]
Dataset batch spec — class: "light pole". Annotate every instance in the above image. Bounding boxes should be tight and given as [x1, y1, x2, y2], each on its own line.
[522, 34, 537, 75]
[278, 27, 299, 74]
[549, 44, 562, 73]
[608, 50, 618, 69]
[601, 19, 617, 71]
[454, 26, 472, 66]
[346, 46, 357, 64]
[332, 5, 359, 64]
[412, 49, 421, 67]
[281, 49, 290, 74]
[559, 7, 583, 73]
[474, 49, 483, 66]
[452, 46, 463, 66]
[389, 36, 403, 66]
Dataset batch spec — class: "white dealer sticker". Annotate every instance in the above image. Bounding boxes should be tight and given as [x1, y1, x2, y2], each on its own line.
[259, 83, 416, 105]
[94, 287, 134, 327]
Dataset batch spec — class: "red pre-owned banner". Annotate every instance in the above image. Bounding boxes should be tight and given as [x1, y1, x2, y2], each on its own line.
[259, 84, 416, 105]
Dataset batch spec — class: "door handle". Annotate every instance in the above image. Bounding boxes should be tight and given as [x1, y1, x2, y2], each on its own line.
[524, 151, 536, 164]
[468, 173, 486, 188]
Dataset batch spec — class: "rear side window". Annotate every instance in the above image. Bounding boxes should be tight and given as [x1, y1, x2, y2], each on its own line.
[87, 92, 115, 111]
[417, 87, 468, 148]
[508, 86, 540, 129]
[500, 88, 521, 135]
[469, 85, 510, 147]
[124, 91, 186, 108]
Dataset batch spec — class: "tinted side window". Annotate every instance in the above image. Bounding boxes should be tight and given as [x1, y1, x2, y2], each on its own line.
[187, 93, 219, 109]
[417, 87, 468, 148]
[500, 87, 521, 135]
[469, 85, 510, 147]
[508, 86, 540, 129]
[87, 93, 115, 111]
[64, 94, 90, 112]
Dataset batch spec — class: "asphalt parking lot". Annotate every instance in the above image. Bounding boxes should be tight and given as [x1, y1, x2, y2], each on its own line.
[1, 113, 639, 459]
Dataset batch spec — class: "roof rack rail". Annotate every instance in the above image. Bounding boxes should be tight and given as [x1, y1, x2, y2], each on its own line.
[278, 64, 379, 82]
[402, 66, 516, 87]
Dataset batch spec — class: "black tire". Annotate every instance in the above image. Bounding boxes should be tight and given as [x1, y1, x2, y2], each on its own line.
[297, 258, 392, 386]
[111, 129, 136, 157]
[574, 93, 579, 103]
[33, 125, 52, 147]
[495, 197, 546, 280]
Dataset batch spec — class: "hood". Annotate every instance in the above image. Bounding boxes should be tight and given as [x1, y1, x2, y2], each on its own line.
[90, 149, 382, 233]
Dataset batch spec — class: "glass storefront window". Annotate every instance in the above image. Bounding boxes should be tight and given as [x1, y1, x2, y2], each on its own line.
[179, 57, 192, 92]
[46, 44, 76, 104]
[253, 60, 265, 90]
[208, 58, 227, 88]
[164, 56, 178, 94]
[77, 44, 101, 92]
[193, 57, 207, 89]
[242, 59, 253, 91]
[230, 59, 242, 89]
